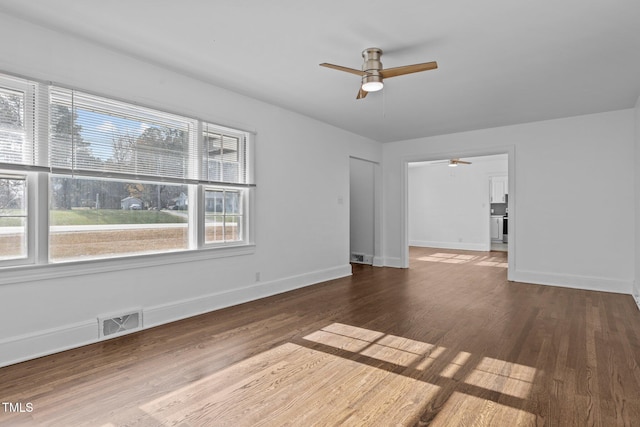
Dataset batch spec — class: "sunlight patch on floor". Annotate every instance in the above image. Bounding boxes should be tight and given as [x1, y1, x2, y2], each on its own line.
[416, 251, 507, 268]
[139, 342, 440, 426]
[430, 392, 538, 426]
[137, 323, 537, 426]
[475, 259, 509, 268]
[464, 357, 536, 399]
[304, 323, 537, 420]
[305, 322, 444, 368]
[440, 351, 472, 378]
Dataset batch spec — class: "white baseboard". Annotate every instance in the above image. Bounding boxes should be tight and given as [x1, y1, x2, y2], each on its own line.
[0, 264, 352, 368]
[383, 257, 403, 268]
[511, 269, 632, 295]
[372, 256, 385, 267]
[144, 265, 352, 328]
[634, 295, 640, 312]
[0, 320, 97, 369]
[409, 240, 491, 252]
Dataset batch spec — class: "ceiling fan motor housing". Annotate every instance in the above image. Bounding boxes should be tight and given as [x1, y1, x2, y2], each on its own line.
[361, 48, 383, 90]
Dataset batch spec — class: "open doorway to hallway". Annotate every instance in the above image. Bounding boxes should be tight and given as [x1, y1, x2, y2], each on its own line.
[407, 153, 509, 262]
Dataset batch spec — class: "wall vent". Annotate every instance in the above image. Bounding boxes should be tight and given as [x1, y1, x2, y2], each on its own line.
[98, 310, 142, 338]
[350, 253, 373, 264]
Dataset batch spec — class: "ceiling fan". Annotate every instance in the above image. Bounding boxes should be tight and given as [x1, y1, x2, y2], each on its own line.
[429, 158, 472, 167]
[320, 47, 438, 99]
[447, 159, 472, 167]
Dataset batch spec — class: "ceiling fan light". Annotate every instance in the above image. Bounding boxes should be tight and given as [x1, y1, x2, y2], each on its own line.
[361, 73, 384, 92]
[448, 161, 458, 167]
[361, 81, 384, 92]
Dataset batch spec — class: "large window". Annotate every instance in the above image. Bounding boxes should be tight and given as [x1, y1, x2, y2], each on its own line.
[49, 176, 190, 262]
[0, 72, 254, 268]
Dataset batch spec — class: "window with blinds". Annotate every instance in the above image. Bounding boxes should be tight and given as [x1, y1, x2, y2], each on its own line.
[0, 72, 254, 268]
[202, 123, 247, 185]
[0, 76, 39, 169]
[49, 87, 198, 182]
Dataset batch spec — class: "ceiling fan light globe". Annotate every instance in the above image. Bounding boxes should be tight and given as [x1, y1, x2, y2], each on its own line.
[361, 81, 384, 92]
[448, 161, 457, 167]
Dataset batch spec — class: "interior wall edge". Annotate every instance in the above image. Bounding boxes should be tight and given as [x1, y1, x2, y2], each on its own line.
[634, 94, 640, 300]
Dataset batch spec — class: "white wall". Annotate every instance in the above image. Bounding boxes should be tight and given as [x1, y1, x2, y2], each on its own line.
[408, 155, 508, 251]
[384, 110, 635, 294]
[0, 13, 382, 367]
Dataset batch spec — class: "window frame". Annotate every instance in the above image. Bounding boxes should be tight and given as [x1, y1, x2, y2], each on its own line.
[0, 71, 255, 276]
[202, 186, 247, 247]
[0, 172, 33, 267]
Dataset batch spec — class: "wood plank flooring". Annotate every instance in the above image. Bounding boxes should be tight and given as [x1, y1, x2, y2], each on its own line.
[1, 247, 640, 426]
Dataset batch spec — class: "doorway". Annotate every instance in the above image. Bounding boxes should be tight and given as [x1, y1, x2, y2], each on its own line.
[403, 149, 514, 279]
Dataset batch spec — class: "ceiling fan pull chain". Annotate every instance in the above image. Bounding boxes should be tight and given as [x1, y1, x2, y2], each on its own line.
[382, 88, 386, 119]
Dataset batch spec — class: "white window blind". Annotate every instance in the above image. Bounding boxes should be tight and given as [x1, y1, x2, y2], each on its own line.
[0, 76, 41, 170]
[49, 87, 198, 183]
[202, 122, 248, 185]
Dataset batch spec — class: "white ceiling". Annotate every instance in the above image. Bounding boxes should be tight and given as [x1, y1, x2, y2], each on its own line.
[1, 0, 639, 143]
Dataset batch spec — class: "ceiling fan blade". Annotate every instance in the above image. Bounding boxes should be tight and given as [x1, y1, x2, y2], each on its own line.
[320, 63, 367, 76]
[455, 160, 472, 164]
[356, 87, 368, 99]
[380, 61, 438, 79]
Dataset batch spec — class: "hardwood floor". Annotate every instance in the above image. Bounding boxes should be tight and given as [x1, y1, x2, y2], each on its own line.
[1, 247, 639, 426]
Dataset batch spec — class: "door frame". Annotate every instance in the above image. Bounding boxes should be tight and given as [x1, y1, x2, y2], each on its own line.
[400, 145, 515, 280]
[349, 156, 383, 266]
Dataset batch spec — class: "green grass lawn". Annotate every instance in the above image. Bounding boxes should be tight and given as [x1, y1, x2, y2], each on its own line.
[50, 209, 187, 225]
[0, 209, 25, 226]
[0, 218, 24, 226]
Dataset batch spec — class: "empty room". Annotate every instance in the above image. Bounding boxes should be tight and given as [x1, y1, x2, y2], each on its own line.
[1, 1, 640, 426]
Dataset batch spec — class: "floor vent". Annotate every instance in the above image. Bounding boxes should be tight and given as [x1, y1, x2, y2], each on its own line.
[98, 310, 142, 338]
[351, 253, 373, 264]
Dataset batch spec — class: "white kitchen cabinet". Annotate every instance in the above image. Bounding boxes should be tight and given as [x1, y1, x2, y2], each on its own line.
[490, 216, 503, 241]
[490, 176, 508, 203]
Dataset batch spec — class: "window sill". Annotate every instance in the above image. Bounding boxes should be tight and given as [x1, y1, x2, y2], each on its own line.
[0, 244, 256, 286]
